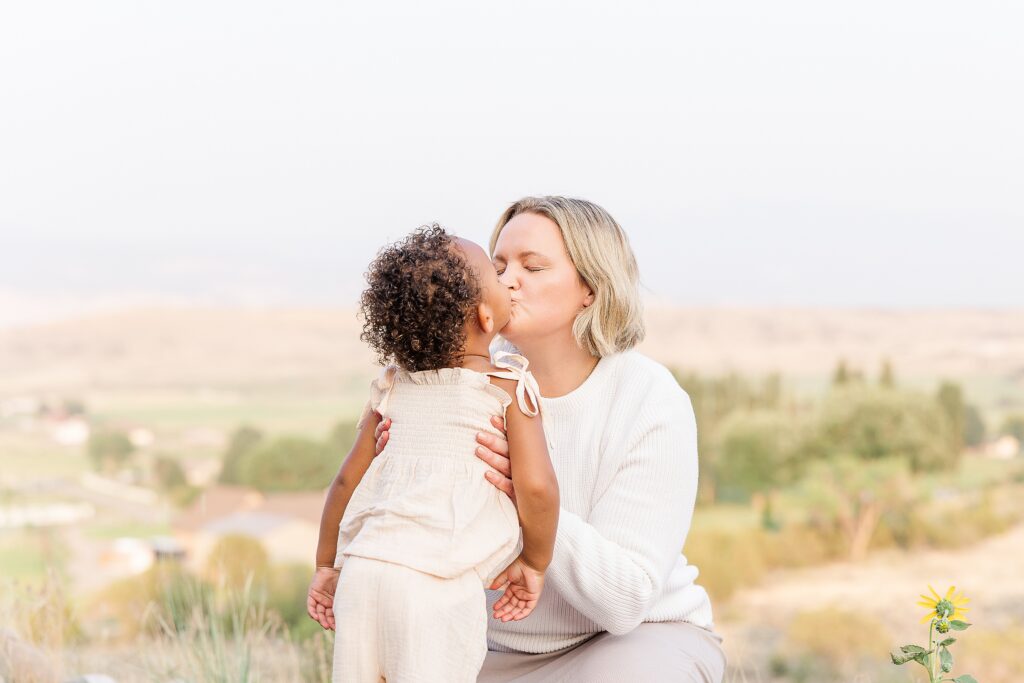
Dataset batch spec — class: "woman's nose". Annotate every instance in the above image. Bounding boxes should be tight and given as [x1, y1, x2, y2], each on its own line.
[497, 272, 517, 290]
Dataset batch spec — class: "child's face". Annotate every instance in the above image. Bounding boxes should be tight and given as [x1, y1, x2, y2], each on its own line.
[455, 238, 512, 334]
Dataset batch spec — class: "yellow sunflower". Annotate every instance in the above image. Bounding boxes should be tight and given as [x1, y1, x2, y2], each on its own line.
[917, 585, 970, 624]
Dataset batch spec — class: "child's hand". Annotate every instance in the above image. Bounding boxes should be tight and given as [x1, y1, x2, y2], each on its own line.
[488, 554, 545, 622]
[307, 566, 340, 630]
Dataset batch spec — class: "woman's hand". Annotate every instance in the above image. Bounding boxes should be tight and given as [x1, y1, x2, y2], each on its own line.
[476, 415, 516, 509]
[373, 414, 390, 455]
[489, 554, 545, 621]
[307, 566, 340, 631]
[375, 413, 516, 507]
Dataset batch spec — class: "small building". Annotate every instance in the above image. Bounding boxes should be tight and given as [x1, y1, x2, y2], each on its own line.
[52, 416, 90, 446]
[986, 435, 1021, 460]
[174, 485, 326, 570]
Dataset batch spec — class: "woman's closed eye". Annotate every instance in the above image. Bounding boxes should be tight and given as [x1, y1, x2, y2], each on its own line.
[495, 266, 544, 275]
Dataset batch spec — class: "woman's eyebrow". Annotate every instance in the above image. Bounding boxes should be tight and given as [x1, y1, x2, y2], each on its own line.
[493, 250, 547, 264]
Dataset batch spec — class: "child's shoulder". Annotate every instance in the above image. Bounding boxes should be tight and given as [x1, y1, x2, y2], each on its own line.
[485, 372, 518, 396]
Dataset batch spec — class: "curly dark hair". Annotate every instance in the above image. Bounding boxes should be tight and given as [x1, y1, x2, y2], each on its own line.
[359, 224, 482, 372]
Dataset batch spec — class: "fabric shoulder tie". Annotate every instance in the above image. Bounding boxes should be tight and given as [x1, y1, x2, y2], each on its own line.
[483, 351, 541, 417]
[373, 364, 400, 416]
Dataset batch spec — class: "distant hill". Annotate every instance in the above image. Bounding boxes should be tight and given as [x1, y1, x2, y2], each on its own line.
[1, 306, 1023, 398]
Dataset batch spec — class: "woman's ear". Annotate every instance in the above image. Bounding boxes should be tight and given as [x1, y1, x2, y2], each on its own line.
[582, 288, 595, 308]
[476, 301, 495, 334]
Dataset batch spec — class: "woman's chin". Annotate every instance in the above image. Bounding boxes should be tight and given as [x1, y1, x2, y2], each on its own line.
[498, 321, 523, 344]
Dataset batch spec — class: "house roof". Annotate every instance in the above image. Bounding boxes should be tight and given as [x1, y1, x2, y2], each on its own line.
[175, 485, 329, 533]
[174, 484, 264, 532]
[202, 511, 294, 537]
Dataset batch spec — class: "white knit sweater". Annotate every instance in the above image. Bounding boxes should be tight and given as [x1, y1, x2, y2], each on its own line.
[485, 345, 715, 654]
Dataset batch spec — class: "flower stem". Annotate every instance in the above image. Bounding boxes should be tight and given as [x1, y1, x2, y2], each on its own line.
[928, 619, 937, 683]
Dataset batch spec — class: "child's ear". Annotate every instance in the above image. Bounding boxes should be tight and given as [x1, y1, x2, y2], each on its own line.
[476, 301, 495, 334]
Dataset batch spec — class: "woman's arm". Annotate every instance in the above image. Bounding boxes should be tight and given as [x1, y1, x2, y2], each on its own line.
[477, 387, 699, 636]
[548, 389, 697, 635]
[314, 402, 382, 568]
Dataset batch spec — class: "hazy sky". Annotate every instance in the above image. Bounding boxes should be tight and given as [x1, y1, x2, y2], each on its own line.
[1, 1, 1022, 325]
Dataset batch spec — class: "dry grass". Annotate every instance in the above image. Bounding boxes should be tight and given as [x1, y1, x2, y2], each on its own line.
[0, 568, 334, 682]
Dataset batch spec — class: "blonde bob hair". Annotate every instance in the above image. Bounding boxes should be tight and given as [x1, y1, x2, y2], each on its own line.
[490, 196, 645, 357]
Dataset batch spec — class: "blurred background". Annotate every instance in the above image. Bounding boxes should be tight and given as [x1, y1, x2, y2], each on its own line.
[2, 1, 1023, 681]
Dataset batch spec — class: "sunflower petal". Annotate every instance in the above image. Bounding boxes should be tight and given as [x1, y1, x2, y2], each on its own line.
[920, 613, 936, 623]
[929, 585, 941, 601]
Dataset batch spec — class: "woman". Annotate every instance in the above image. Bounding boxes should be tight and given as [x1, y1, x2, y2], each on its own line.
[375, 196, 725, 682]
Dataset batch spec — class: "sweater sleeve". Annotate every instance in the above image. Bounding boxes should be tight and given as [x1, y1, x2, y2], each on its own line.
[544, 384, 699, 636]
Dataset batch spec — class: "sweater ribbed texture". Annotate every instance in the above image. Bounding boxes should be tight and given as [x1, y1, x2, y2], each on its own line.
[485, 346, 714, 654]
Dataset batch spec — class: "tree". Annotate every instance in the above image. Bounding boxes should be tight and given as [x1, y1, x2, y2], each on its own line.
[831, 359, 865, 387]
[205, 534, 269, 589]
[673, 370, 785, 505]
[833, 359, 851, 387]
[963, 404, 986, 448]
[153, 454, 187, 491]
[219, 425, 264, 484]
[239, 436, 336, 492]
[879, 359, 895, 388]
[797, 456, 914, 561]
[715, 410, 801, 501]
[87, 431, 135, 473]
[806, 385, 956, 472]
[935, 382, 966, 465]
[1000, 414, 1024, 442]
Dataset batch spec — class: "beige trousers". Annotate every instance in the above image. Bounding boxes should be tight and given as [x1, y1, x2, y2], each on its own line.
[477, 621, 726, 683]
[332, 555, 487, 683]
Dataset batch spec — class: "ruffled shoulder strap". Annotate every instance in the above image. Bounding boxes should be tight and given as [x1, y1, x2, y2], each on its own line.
[483, 351, 541, 417]
[370, 364, 400, 416]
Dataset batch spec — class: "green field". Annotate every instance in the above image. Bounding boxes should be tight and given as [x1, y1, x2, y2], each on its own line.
[87, 391, 365, 436]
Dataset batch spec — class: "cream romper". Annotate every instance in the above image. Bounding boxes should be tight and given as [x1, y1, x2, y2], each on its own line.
[332, 352, 541, 683]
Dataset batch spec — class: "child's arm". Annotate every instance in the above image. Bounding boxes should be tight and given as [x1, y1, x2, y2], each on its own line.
[314, 401, 382, 568]
[490, 376, 559, 571]
[308, 400, 381, 630]
[486, 377, 558, 623]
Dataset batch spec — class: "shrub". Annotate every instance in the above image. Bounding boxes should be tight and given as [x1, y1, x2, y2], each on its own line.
[205, 535, 269, 589]
[238, 436, 335, 492]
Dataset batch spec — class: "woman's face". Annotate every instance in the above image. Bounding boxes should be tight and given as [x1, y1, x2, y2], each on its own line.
[492, 212, 592, 345]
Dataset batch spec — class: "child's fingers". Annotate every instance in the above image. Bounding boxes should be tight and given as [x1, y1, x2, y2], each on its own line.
[489, 571, 509, 591]
[316, 602, 330, 629]
[492, 592, 516, 618]
[492, 594, 512, 616]
[495, 591, 526, 620]
[307, 595, 320, 622]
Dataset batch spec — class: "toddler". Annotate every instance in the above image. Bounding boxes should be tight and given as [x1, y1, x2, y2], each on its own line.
[308, 224, 559, 682]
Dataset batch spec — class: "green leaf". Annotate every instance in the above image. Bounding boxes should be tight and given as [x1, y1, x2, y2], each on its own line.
[940, 647, 953, 673]
[938, 637, 957, 647]
[891, 645, 929, 666]
[949, 620, 972, 631]
[952, 676, 978, 683]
